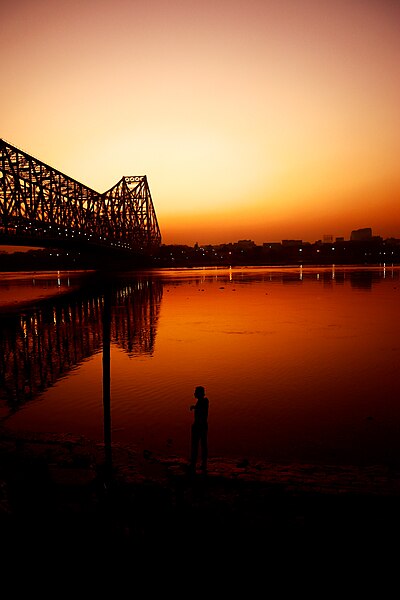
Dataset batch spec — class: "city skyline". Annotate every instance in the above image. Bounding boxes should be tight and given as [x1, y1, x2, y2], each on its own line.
[1, 0, 400, 246]
[0, 226, 395, 257]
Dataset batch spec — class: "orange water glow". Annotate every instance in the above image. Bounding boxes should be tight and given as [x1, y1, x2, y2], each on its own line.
[4, 267, 400, 464]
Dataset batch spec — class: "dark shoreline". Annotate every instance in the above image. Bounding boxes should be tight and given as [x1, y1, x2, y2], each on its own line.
[2, 427, 400, 557]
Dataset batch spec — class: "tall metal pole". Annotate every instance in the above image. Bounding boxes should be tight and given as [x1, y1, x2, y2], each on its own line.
[102, 285, 112, 480]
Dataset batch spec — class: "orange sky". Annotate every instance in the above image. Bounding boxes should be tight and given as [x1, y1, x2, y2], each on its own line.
[1, 0, 399, 245]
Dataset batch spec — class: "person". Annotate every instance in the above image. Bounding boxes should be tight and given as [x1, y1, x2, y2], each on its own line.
[189, 385, 209, 472]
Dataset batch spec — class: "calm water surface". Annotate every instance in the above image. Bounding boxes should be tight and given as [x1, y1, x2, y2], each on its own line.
[1, 265, 400, 467]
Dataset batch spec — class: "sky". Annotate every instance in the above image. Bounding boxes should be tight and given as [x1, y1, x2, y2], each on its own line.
[1, 0, 400, 246]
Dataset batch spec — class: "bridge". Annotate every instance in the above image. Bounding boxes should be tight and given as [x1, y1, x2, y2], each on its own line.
[0, 139, 162, 255]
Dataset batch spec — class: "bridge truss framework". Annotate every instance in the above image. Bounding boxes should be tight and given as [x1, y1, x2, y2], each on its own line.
[0, 139, 162, 254]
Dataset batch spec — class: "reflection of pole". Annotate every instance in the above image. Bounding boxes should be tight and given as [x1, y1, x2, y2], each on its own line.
[102, 286, 112, 478]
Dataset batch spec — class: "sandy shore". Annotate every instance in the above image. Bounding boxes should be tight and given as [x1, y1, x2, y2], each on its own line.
[1, 426, 400, 563]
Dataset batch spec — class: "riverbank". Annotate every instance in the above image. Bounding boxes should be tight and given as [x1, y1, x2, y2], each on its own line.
[1, 427, 400, 561]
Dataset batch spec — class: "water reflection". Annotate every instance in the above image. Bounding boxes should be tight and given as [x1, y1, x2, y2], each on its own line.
[112, 279, 161, 356]
[152, 265, 396, 287]
[349, 270, 378, 290]
[0, 276, 163, 413]
[1, 265, 400, 468]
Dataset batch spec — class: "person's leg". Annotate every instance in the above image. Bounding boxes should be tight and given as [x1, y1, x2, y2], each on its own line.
[200, 429, 208, 470]
[190, 425, 199, 467]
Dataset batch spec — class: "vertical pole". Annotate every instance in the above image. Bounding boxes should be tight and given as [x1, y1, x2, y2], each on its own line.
[102, 285, 112, 480]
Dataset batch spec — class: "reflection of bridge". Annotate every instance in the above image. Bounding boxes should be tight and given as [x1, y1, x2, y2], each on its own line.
[0, 278, 163, 411]
[0, 139, 161, 255]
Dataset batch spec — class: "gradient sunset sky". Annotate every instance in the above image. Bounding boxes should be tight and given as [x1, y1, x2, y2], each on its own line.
[1, 0, 399, 245]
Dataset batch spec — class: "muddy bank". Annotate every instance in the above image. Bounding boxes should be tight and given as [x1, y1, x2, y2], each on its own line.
[1, 427, 400, 561]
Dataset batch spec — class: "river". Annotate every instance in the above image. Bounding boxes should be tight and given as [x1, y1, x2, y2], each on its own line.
[1, 265, 399, 468]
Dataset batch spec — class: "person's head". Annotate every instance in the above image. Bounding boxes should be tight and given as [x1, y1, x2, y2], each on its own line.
[194, 385, 205, 399]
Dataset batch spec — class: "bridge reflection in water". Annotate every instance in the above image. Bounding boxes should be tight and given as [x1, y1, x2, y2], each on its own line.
[0, 275, 163, 471]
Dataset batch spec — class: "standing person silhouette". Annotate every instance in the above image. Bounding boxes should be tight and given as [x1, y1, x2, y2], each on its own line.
[189, 385, 209, 472]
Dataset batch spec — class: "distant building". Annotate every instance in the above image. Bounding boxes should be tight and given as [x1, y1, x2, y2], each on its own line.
[350, 227, 372, 241]
[263, 242, 282, 249]
[282, 239, 302, 247]
[235, 239, 256, 249]
[385, 237, 400, 245]
[335, 237, 344, 242]
[323, 234, 334, 244]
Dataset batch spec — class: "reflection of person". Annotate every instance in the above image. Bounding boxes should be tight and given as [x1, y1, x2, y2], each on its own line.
[189, 385, 209, 472]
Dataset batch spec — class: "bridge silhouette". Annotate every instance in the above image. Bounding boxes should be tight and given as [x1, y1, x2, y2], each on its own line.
[0, 139, 161, 256]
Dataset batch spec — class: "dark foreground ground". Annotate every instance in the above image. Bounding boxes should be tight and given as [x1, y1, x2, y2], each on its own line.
[1, 427, 400, 571]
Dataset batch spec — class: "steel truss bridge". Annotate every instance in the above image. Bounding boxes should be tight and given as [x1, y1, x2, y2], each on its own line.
[0, 139, 161, 255]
